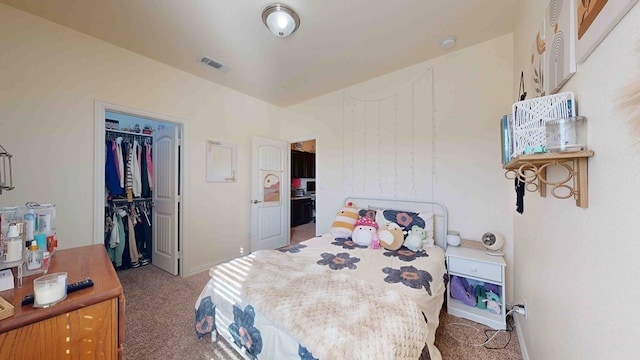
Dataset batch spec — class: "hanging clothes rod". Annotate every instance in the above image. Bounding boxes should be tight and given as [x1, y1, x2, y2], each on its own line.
[109, 198, 153, 203]
[106, 129, 152, 137]
[106, 130, 152, 144]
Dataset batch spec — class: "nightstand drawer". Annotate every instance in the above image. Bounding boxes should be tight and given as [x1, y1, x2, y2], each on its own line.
[448, 257, 502, 282]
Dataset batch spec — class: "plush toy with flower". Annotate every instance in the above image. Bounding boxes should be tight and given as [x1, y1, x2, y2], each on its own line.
[352, 217, 379, 248]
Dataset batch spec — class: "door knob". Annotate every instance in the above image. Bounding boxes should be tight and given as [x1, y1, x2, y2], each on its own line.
[252, 200, 262, 204]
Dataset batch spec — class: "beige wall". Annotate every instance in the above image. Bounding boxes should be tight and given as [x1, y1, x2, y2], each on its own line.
[513, 2, 640, 359]
[0, 4, 305, 274]
[10, 5, 638, 357]
[285, 34, 516, 299]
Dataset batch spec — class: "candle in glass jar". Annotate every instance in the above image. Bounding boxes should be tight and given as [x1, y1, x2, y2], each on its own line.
[34, 273, 67, 306]
[35, 283, 66, 305]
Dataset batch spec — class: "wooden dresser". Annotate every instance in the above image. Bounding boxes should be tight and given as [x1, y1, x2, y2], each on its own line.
[0, 244, 125, 359]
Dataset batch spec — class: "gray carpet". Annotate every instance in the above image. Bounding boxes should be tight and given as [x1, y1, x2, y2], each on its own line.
[117, 265, 241, 360]
[119, 263, 522, 359]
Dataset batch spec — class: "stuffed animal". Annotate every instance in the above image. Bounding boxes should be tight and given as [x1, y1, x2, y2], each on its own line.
[403, 225, 429, 251]
[378, 222, 404, 250]
[330, 203, 360, 238]
[483, 299, 501, 314]
[450, 275, 476, 307]
[352, 217, 379, 247]
[479, 290, 501, 313]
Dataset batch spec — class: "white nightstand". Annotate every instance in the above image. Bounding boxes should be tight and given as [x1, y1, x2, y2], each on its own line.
[446, 245, 506, 330]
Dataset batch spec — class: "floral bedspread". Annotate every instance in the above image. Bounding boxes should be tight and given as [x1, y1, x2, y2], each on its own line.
[194, 233, 447, 360]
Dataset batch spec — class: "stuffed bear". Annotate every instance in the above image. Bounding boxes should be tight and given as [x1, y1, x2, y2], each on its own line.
[403, 225, 430, 251]
[352, 217, 379, 247]
[330, 203, 360, 238]
[377, 222, 404, 250]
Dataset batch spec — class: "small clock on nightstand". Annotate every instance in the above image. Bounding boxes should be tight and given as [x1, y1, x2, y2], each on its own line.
[481, 231, 505, 256]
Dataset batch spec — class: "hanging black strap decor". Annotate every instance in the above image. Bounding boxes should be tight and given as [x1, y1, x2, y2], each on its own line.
[515, 70, 526, 214]
[515, 176, 525, 214]
[519, 71, 527, 101]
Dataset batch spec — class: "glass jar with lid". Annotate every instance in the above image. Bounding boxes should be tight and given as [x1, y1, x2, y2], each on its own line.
[545, 116, 587, 152]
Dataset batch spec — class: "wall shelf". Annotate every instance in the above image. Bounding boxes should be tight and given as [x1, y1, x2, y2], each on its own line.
[503, 150, 594, 208]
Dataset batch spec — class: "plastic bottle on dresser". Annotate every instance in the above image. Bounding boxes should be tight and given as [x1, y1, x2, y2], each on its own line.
[2, 224, 23, 263]
[24, 210, 35, 242]
[27, 240, 43, 270]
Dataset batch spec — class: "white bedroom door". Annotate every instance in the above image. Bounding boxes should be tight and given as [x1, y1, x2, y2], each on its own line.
[251, 136, 290, 252]
[152, 126, 180, 275]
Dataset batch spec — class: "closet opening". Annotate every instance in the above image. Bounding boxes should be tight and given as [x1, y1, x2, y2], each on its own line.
[94, 101, 185, 276]
[290, 138, 317, 245]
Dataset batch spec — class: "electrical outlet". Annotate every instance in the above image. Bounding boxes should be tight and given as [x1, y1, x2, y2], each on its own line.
[511, 301, 528, 320]
[239, 247, 245, 255]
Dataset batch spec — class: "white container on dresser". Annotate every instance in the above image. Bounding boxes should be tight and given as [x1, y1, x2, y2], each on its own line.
[446, 246, 506, 330]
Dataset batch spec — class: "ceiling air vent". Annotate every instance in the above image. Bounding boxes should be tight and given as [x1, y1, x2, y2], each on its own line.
[200, 56, 231, 73]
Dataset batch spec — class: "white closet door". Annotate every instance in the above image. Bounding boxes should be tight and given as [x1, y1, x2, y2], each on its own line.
[152, 126, 179, 275]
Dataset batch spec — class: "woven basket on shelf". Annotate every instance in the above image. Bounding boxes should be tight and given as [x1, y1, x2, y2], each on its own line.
[511, 92, 575, 157]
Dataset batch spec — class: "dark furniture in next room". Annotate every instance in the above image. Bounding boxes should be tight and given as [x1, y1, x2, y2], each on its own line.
[291, 197, 313, 227]
[291, 150, 315, 178]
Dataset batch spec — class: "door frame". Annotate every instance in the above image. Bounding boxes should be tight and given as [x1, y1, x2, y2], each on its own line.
[288, 135, 318, 238]
[93, 101, 188, 276]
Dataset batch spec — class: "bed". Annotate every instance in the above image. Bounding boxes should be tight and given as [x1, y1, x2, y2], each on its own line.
[194, 197, 449, 360]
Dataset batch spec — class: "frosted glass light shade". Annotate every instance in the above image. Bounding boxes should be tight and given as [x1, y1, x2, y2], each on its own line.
[262, 4, 300, 37]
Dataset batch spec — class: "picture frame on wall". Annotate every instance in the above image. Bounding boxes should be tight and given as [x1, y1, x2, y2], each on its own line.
[575, 0, 639, 64]
[545, 0, 576, 94]
[206, 140, 237, 183]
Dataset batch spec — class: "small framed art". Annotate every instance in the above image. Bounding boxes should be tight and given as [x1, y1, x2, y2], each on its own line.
[206, 140, 237, 183]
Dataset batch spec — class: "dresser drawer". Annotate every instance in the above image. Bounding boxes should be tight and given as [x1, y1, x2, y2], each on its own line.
[448, 256, 502, 282]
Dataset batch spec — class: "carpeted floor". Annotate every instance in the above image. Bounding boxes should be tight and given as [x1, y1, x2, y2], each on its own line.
[118, 263, 522, 359]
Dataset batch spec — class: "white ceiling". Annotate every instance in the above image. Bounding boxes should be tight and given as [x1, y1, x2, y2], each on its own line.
[2, 0, 521, 107]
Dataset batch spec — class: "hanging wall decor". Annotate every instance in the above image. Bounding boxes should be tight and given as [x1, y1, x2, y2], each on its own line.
[545, 0, 577, 94]
[620, 44, 640, 142]
[262, 172, 281, 202]
[341, 68, 435, 200]
[530, 21, 546, 97]
[206, 140, 237, 183]
[575, 0, 639, 64]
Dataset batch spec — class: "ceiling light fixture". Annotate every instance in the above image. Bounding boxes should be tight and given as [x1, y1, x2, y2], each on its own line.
[439, 36, 457, 50]
[262, 4, 300, 38]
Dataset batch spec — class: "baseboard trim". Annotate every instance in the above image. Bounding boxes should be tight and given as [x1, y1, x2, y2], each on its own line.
[513, 315, 530, 360]
[186, 254, 246, 277]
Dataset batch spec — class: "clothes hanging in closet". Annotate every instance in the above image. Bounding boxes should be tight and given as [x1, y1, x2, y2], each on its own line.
[134, 203, 153, 262]
[106, 210, 125, 267]
[105, 140, 123, 197]
[104, 201, 152, 269]
[104, 134, 153, 199]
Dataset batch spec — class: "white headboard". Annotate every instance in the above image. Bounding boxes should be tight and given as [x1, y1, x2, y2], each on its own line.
[344, 197, 449, 250]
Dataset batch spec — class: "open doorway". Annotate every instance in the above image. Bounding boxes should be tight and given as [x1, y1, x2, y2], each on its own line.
[290, 138, 316, 244]
[94, 101, 185, 276]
